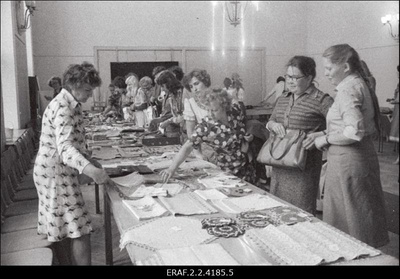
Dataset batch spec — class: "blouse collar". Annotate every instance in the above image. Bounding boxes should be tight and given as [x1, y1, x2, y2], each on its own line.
[335, 73, 358, 92]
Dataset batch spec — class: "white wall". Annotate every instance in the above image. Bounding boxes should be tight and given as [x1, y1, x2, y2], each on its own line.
[31, 1, 308, 108]
[306, 1, 399, 106]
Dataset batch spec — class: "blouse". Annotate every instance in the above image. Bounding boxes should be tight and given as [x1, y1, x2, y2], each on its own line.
[327, 74, 376, 141]
[189, 104, 247, 174]
[268, 84, 333, 132]
[183, 90, 209, 123]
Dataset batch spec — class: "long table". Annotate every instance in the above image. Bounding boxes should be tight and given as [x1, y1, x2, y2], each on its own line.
[102, 160, 399, 266]
[84, 122, 398, 266]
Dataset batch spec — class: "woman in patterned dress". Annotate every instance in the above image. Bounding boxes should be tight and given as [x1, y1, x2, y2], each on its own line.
[33, 62, 112, 265]
[160, 88, 256, 184]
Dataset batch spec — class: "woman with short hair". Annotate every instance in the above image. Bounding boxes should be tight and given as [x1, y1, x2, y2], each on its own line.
[33, 62, 112, 265]
[160, 88, 256, 184]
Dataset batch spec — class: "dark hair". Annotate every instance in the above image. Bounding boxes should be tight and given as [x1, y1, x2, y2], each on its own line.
[185, 69, 211, 87]
[182, 74, 191, 92]
[63, 62, 102, 91]
[112, 76, 127, 89]
[223, 77, 232, 88]
[157, 70, 182, 96]
[152, 66, 167, 77]
[323, 43, 381, 134]
[168, 66, 184, 81]
[276, 76, 285, 83]
[47, 76, 62, 87]
[286, 56, 316, 81]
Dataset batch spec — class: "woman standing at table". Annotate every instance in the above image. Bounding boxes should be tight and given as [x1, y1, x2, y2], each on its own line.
[267, 56, 334, 215]
[314, 44, 389, 248]
[160, 88, 256, 184]
[33, 62, 112, 265]
[45, 76, 63, 101]
[182, 69, 212, 159]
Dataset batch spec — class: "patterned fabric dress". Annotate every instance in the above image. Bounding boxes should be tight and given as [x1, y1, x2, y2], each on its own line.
[33, 89, 92, 242]
[189, 104, 256, 184]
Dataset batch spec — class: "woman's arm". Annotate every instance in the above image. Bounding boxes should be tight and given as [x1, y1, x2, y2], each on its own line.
[160, 140, 194, 183]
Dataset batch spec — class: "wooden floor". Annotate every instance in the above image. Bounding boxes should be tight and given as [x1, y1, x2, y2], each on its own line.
[81, 139, 399, 265]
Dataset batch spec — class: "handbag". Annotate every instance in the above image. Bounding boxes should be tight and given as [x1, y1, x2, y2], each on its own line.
[256, 129, 307, 171]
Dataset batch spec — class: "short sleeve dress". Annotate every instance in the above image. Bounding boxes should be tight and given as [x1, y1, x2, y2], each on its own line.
[33, 89, 93, 242]
[189, 104, 256, 183]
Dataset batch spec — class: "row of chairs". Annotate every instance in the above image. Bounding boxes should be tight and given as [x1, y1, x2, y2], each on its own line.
[1, 128, 54, 265]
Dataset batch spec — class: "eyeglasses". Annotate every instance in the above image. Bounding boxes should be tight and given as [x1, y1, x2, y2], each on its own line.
[284, 75, 306, 82]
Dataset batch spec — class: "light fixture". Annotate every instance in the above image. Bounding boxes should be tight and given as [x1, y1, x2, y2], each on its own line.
[381, 13, 399, 41]
[16, 1, 36, 32]
[223, 1, 258, 27]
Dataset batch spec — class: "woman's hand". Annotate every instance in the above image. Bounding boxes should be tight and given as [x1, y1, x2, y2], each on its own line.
[303, 132, 320, 150]
[314, 136, 329, 151]
[159, 167, 176, 184]
[269, 122, 286, 138]
[91, 168, 111, 185]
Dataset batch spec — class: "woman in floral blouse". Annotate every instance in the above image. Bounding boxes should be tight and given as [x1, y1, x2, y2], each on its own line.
[33, 62, 112, 265]
[160, 88, 256, 184]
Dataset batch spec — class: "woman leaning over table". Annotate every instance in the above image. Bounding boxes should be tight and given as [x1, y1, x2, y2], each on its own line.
[313, 44, 389, 248]
[266, 56, 334, 215]
[33, 62, 112, 265]
[160, 88, 256, 184]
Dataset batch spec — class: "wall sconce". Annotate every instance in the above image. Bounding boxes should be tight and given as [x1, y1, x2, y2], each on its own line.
[381, 13, 399, 41]
[16, 1, 36, 33]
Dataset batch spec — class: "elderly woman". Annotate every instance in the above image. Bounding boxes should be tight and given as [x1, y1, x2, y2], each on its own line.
[313, 44, 389, 248]
[266, 56, 334, 215]
[160, 88, 256, 184]
[33, 62, 112, 265]
[45, 76, 63, 101]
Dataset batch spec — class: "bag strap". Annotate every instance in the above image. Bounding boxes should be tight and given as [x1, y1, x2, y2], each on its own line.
[268, 130, 304, 160]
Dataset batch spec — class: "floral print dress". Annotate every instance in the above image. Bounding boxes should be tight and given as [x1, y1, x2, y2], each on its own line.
[33, 89, 93, 242]
[190, 104, 256, 183]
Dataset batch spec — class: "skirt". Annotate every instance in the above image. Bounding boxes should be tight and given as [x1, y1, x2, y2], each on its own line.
[323, 136, 389, 248]
[270, 148, 323, 215]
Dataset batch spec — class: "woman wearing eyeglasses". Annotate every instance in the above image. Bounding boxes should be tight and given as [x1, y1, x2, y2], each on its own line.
[265, 56, 334, 215]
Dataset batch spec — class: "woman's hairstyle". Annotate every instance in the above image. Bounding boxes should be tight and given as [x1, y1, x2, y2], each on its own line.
[108, 83, 115, 88]
[202, 87, 233, 112]
[323, 43, 381, 134]
[152, 66, 167, 77]
[286, 56, 316, 81]
[125, 74, 139, 86]
[223, 77, 232, 88]
[276, 76, 285, 83]
[168, 66, 184, 81]
[182, 74, 191, 92]
[113, 76, 127, 89]
[360, 60, 373, 77]
[63, 62, 102, 91]
[231, 73, 243, 89]
[156, 70, 182, 95]
[185, 69, 211, 87]
[139, 76, 153, 89]
[47, 76, 62, 87]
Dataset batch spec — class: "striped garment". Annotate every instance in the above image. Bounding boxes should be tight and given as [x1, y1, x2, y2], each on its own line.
[269, 85, 334, 132]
